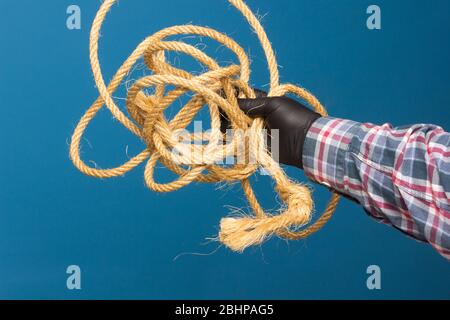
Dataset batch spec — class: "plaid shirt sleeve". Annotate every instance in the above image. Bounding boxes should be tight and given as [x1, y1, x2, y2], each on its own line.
[302, 117, 450, 259]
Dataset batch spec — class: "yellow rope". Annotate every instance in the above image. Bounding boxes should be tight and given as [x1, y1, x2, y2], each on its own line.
[69, 0, 340, 252]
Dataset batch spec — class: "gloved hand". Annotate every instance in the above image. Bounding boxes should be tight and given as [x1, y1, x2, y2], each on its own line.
[236, 90, 322, 169]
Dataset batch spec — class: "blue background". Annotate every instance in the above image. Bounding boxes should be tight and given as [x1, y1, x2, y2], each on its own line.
[0, 0, 449, 299]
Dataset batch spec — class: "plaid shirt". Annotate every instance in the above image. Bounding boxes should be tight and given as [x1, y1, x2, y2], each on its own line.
[302, 117, 450, 260]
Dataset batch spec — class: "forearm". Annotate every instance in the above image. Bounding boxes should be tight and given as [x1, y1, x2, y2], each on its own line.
[302, 117, 450, 259]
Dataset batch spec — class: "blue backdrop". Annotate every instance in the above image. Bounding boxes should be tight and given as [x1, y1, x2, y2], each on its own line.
[0, 0, 449, 299]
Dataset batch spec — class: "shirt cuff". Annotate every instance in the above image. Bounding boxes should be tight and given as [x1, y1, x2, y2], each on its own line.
[302, 117, 360, 193]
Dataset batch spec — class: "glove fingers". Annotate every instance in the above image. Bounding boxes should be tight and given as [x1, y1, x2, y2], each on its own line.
[221, 89, 268, 131]
[237, 97, 271, 117]
[219, 111, 231, 133]
[253, 89, 268, 98]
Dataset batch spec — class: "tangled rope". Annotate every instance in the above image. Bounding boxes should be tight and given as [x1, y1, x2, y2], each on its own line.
[69, 0, 340, 252]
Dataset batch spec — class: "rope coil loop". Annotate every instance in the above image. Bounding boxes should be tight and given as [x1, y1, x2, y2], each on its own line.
[70, 0, 340, 252]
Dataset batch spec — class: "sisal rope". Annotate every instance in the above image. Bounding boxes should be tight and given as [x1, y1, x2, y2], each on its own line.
[69, 0, 340, 252]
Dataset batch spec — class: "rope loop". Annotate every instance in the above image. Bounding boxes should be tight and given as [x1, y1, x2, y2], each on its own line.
[69, 0, 340, 252]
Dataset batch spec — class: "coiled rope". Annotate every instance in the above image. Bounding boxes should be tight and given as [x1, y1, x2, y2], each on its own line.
[69, 0, 340, 252]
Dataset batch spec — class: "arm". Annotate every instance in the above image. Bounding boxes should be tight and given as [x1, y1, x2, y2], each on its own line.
[237, 94, 450, 259]
[303, 117, 450, 259]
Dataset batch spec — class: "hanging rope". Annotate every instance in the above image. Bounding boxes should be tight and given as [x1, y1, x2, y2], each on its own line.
[69, 0, 340, 252]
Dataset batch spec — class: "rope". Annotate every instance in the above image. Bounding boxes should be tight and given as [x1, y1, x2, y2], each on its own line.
[69, 0, 340, 252]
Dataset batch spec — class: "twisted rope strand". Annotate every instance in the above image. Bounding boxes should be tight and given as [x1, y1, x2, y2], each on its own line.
[69, 0, 340, 252]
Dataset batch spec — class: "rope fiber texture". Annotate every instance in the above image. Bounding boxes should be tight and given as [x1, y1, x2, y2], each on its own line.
[69, 0, 340, 252]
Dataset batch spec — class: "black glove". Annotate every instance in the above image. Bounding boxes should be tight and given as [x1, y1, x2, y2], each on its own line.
[237, 91, 322, 169]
